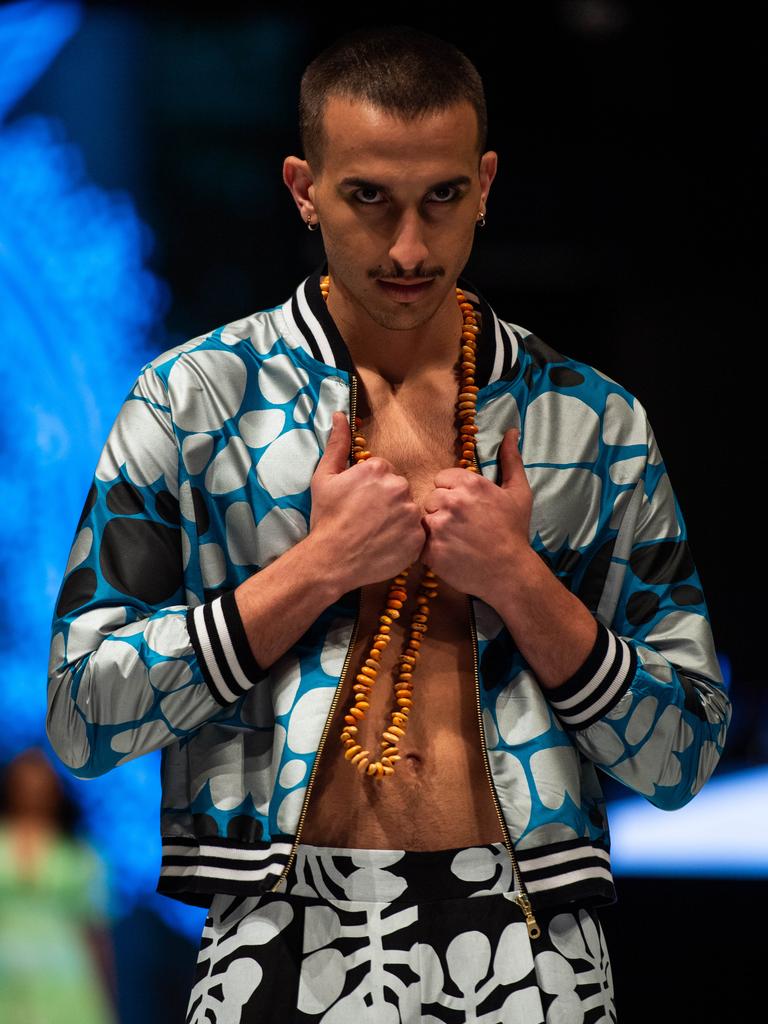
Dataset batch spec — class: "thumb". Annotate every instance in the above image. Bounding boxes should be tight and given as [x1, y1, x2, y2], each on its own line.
[499, 427, 523, 488]
[316, 411, 352, 477]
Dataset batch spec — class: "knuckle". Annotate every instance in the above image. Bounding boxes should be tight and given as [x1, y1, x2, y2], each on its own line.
[366, 456, 389, 474]
[387, 477, 410, 501]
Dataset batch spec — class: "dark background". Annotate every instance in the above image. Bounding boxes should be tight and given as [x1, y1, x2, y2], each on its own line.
[15, 1, 765, 1019]
[52, 1, 762, 709]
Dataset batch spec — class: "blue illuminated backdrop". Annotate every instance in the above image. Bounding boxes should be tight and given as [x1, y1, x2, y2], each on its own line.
[0, 0, 760, 954]
[0, 0, 204, 940]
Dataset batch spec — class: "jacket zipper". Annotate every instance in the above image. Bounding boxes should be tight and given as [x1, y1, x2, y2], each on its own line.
[269, 375, 361, 894]
[469, 441, 541, 940]
[269, 381, 539, 942]
[269, 608, 361, 893]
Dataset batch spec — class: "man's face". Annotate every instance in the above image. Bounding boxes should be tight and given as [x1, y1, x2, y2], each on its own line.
[305, 95, 497, 333]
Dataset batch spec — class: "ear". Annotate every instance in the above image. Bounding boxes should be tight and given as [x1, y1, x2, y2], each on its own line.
[479, 150, 498, 203]
[283, 156, 316, 222]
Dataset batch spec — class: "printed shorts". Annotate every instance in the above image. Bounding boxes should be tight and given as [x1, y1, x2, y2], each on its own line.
[185, 841, 616, 1023]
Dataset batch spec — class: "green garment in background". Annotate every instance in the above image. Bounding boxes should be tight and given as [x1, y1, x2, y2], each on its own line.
[0, 824, 115, 1024]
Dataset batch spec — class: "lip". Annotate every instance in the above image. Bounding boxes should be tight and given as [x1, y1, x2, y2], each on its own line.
[376, 280, 435, 303]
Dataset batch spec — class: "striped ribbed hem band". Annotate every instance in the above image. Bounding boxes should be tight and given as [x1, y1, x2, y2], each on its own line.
[516, 838, 612, 893]
[156, 834, 616, 911]
[160, 837, 293, 882]
[186, 590, 266, 705]
[547, 620, 636, 729]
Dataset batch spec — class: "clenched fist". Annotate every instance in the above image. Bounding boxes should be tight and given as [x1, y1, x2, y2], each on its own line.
[310, 411, 425, 591]
[420, 426, 533, 601]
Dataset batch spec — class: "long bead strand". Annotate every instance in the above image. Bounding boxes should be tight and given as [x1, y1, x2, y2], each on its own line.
[320, 275, 480, 779]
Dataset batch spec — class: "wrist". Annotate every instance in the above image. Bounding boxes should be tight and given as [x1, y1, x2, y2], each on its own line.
[483, 541, 607, 693]
[477, 538, 538, 608]
[299, 525, 354, 603]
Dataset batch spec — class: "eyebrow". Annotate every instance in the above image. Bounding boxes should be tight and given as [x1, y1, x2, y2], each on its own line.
[337, 175, 473, 192]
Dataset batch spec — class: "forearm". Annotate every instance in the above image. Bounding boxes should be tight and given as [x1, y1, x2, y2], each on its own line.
[49, 529, 349, 778]
[48, 599, 238, 778]
[233, 526, 350, 670]
[483, 544, 599, 690]
[482, 539, 729, 809]
[470, 393, 729, 809]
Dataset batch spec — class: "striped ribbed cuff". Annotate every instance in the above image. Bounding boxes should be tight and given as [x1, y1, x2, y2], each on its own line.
[547, 620, 637, 729]
[186, 590, 267, 706]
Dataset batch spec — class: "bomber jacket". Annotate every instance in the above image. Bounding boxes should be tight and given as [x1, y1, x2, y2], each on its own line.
[46, 257, 731, 913]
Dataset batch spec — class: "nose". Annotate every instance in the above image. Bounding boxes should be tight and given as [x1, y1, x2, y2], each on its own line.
[388, 208, 429, 274]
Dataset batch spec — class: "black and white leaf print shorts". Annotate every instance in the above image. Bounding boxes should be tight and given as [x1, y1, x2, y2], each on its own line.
[185, 841, 616, 1023]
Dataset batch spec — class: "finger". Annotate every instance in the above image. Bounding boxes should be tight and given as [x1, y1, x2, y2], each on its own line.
[499, 427, 523, 489]
[315, 411, 352, 477]
[421, 488, 443, 515]
[433, 467, 468, 489]
[422, 508, 448, 532]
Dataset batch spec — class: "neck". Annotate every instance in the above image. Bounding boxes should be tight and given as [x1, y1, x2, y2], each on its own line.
[325, 276, 465, 387]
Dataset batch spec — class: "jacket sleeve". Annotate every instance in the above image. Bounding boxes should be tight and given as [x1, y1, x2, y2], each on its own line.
[46, 363, 266, 780]
[544, 395, 731, 810]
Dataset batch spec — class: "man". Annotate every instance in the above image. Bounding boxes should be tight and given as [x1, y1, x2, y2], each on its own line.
[47, 25, 730, 1024]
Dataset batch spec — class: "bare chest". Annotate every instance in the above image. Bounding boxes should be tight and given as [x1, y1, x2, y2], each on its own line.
[357, 372, 462, 509]
[299, 369, 506, 851]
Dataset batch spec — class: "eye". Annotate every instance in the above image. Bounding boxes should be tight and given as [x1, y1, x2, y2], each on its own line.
[352, 187, 385, 204]
[350, 185, 462, 205]
[428, 186, 459, 203]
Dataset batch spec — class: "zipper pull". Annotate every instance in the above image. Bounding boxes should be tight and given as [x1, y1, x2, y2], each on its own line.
[515, 892, 541, 940]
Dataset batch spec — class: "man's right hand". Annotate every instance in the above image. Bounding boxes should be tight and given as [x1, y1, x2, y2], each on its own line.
[226, 410, 425, 673]
[309, 410, 425, 590]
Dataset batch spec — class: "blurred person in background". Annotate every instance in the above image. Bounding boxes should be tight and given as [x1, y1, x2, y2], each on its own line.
[0, 747, 117, 1024]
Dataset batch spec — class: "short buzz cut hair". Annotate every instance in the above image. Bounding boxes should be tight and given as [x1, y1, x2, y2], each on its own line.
[298, 25, 488, 178]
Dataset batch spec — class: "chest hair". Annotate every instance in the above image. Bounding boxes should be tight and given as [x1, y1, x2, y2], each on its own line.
[358, 372, 462, 510]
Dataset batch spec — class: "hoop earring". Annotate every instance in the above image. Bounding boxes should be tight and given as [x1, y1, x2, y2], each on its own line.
[306, 213, 320, 232]
[476, 211, 486, 228]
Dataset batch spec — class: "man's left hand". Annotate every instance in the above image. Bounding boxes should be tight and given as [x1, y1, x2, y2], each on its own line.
[420, 426, 532, 601]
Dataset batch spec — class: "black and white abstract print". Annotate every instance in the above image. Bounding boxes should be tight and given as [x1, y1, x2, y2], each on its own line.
[185, 842, 616, 1024]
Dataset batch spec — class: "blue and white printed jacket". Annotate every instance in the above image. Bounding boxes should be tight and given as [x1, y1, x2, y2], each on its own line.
[47, 258, 731, 912]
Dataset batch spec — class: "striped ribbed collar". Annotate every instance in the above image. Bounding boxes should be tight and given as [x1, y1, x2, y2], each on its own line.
[279, 257, 521, 388]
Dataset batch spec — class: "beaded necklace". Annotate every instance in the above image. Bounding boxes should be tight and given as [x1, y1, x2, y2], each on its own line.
[320, 274, 480, 780]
